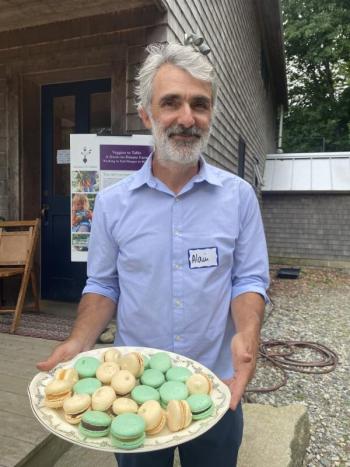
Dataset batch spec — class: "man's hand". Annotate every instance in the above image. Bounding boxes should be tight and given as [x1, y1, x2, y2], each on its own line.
[224, 331, 259, 410]
[36, 338, 87, 372]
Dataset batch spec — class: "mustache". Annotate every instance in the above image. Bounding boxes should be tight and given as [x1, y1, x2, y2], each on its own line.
[166, 125, 203, 138]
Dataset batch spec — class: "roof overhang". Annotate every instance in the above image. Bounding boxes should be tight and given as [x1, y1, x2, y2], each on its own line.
[254, 0, 288, 108]
[0, 0, 165, 33]
[263, 152, 350, 192]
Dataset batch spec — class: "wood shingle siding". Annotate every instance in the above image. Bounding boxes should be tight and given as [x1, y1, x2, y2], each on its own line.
[163, 0, 277, 184]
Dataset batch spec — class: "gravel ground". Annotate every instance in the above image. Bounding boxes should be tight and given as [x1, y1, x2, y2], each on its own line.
[247, 265, 350, 467]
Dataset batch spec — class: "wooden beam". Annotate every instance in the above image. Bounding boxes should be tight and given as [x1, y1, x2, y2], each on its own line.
[0, 6, 165, 52]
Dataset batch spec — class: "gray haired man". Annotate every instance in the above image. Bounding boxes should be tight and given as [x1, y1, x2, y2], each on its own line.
[38, 42, 269, 467]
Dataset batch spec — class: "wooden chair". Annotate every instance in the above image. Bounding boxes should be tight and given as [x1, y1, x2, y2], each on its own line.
[0, 219, 40, 333]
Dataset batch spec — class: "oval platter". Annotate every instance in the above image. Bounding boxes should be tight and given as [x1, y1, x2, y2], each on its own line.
[28, 346, 231, 453]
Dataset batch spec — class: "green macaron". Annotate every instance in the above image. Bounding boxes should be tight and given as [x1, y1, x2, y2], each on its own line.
[159, 381, 189, 408]
[142, 355, 150, 370]
[149, 352, 172, 373]
[110, 413, 146, 449]
[79, 410, 112, 438]
[73, 377, 102, 395]
[187, 394, 214, 420]
[74, 356, 101, 378]
[140, 368, 165, 388]
[166, 366, 192, 383]
[131, 385, 160, 404]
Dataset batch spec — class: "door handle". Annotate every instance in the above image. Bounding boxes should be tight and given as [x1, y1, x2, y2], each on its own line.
[41, 204, 49, 222]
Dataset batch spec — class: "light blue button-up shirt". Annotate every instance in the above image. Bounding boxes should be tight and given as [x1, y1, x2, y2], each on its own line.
[83, 154, 269, 379]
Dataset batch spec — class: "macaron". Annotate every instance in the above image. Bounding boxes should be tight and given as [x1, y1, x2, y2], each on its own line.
[186, 373, 212, 395]
[119, 352, 144, 378]
[91, 385, 116, 411]
[73, 377, 102, 395]
[112, 397, 139, 416]
[110, 413, 146, 449]
[111, 369, 136, 396]
[166, 366, 192, 383]
[63, 393, 91, 425]
[103, 348, 121, 363]
[159, 381, 189, 409]
[131, 385, 160, 404]
[140, 369, 165, 388]
[142, 355, 150, 369]
[79, 410, 112, 438]
[44, 379, 72, 408]
[96, 361, 120, 384]
[166, 399, 192, 432]
[74, 356, 101, 378]
[138, 400, 166, 435]
[54, 367, 79, 386]
[186, 394, 214, 420]
[149, 352, 172, 373]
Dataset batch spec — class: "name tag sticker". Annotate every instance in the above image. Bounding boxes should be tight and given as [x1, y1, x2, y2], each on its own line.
[188, 247, 219, 269]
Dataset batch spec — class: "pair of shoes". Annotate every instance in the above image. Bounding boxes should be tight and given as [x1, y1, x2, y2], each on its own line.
[99, 322, 116, 344]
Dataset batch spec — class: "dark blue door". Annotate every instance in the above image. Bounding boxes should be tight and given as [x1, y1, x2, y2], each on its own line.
[41, 79, 111, 301]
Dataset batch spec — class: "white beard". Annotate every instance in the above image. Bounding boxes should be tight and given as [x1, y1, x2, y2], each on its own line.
[151, 118, 210, 166]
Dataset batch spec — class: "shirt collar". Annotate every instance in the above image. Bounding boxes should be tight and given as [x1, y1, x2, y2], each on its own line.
[128, 153, 223, 191]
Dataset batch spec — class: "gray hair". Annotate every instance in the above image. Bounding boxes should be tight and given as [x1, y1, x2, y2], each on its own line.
[135, 42, 217, 112]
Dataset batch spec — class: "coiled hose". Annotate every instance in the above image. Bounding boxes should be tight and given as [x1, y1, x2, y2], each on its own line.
[246, 339, 339, 393]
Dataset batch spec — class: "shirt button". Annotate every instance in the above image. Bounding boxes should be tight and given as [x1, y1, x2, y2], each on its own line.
[175, 197, 179, 202]
[175, 299, 182, 307]
[174, 230, 181, 236]
[175, 263, 181, 269]
[175, 335, 182, 341]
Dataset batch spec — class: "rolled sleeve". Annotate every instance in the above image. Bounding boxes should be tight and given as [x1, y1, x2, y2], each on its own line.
[231, 183, 270, 303]
[82, 193, 120, 303]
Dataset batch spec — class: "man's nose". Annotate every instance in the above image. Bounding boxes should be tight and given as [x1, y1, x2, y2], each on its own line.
[177, 103, 195, 127]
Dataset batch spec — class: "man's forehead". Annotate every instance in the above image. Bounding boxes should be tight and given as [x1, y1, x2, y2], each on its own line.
[153, 64, 212, 98]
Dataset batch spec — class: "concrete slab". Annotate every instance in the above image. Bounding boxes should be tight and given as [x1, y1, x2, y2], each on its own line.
[238, 403, 310, 467]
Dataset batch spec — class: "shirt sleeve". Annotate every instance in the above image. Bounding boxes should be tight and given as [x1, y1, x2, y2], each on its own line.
[82, 192, 120, 303]
[231, 182, 270, 303]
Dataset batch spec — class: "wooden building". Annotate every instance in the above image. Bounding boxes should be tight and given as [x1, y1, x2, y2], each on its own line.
[0, 0, 287, 301]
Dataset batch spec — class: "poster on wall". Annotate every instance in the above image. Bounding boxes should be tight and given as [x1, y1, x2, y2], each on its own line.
[70, 134, 154, 262]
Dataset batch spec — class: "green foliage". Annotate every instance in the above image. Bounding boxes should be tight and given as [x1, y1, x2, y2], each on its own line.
[282, 0, 350, 152]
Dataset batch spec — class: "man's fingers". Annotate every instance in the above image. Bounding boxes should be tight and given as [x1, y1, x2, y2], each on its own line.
[229, 376, 246, 410]
[36, 343, 78, 371]
[37, 353, 62, 371]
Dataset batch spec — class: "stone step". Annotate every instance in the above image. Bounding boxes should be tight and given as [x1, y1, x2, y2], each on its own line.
[238, 403, 310, 467]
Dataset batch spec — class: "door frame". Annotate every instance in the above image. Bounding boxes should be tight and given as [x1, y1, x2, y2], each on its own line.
[41, 78, 112, 301]
[20, 62, 126, 299]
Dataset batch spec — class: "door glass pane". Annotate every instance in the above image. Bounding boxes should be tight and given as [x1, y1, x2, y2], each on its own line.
[53, 95, 75, 196]
[90, 92, 111, 134]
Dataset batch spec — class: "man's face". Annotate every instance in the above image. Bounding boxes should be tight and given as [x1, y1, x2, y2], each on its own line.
[140, 64, 213, 165]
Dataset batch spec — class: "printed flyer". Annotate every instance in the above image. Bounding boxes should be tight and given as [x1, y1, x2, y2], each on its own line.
[70, 134, 153, 262]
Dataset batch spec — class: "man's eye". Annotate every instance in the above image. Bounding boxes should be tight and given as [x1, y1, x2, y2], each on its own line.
[193, 100, 210, 110]
[161, 99, 179, 108]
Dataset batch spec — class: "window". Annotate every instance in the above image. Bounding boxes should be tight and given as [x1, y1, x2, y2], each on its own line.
[238, 136, 246, 179]
[260, 46, 270, 93]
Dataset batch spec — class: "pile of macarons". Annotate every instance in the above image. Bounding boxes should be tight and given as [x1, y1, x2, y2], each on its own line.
[43, 349, 215, 449]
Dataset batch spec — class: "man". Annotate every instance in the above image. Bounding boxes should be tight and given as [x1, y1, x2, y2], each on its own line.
[38, 42, 269, 466]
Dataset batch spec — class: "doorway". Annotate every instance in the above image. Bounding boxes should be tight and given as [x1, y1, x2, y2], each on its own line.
[41, 79, 111, 301]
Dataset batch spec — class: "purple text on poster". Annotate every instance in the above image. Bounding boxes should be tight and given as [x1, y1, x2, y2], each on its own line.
[100, 145, 153, 171]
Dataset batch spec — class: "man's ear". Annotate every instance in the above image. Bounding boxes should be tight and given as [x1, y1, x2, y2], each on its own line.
[138, 107, 152, 130]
